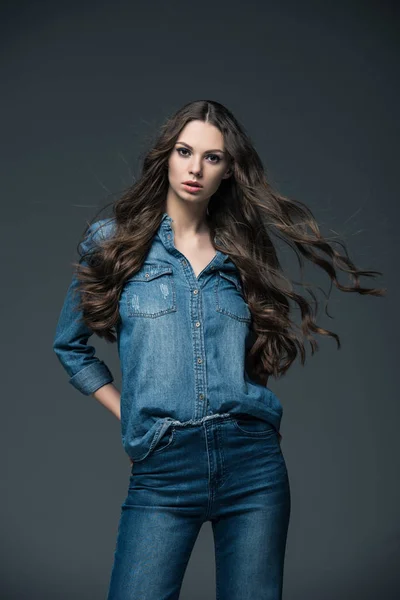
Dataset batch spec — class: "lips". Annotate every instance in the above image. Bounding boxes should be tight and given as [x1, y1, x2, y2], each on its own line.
[183, 181, 203, 188]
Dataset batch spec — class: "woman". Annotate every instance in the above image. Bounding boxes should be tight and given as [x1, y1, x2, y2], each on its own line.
[53, 99, 384, 599]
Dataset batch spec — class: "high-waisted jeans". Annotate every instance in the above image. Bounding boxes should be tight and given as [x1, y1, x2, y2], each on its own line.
[106, 413, 291, 600]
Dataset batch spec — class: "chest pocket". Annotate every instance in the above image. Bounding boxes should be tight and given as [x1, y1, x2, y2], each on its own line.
[125, 264, 176, 317]
[215, 271, 252, 323]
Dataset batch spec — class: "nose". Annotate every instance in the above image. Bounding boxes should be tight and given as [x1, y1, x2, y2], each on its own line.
[189, 157, 202, 177]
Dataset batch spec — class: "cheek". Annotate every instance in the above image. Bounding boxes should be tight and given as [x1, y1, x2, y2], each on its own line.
[167, 158, 180, 181]
[208, 170, 226, 189]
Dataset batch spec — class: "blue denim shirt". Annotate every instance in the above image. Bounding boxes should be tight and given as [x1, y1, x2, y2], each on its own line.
[53, 212, 283, 461]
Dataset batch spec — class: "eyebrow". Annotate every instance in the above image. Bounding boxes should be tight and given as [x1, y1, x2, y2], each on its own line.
[176, 141, 226, 155]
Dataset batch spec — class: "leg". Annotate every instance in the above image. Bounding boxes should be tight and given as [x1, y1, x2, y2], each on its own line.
[106, 432, 205, 600]
[212, 496, 290, 600]
[211, 419, 291, 600]
[106, 491, 202, 600]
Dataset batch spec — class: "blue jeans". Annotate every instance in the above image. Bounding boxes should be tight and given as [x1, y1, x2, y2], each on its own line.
[106, 413, 291, 599]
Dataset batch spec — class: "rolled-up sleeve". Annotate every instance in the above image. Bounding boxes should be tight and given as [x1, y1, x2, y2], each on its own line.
[52, 221, 114, 395]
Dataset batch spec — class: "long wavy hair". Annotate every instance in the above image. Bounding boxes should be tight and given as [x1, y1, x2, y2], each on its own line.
[72, 99, 385, 384]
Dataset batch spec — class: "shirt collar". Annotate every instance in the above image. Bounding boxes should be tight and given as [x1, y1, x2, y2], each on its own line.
[158, 211, 231, 267]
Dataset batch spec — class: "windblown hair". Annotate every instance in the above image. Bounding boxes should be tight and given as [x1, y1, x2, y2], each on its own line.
[72, 99, 385, 383]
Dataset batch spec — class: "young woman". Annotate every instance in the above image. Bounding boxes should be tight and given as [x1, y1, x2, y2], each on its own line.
[53, 99, 384, 600]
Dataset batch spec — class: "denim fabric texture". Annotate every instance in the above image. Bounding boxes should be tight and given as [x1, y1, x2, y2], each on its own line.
[53, 212, 284, 462]
[106, 413, 291, 600]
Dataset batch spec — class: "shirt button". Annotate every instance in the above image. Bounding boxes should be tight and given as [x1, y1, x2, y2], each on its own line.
[193, 289, 198, 294]
[181, 259, 187, 266]
[199, 393, 204, 400]
[210, 266, 215, 270]
[195, 321, 201, 327]
[197, 358, 202, 364]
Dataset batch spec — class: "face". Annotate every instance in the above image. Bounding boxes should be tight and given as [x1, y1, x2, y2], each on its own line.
[167, 119, 231, 206]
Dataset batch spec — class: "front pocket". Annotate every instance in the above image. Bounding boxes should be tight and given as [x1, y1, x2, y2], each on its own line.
[151, 427, 176, 454]
[126, 264, 176, 317]
[215, 271, 252, 323]
[232, 414, 276, 437]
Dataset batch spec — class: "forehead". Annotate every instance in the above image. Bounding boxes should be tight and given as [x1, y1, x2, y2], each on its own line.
[177, 120, 225, 150]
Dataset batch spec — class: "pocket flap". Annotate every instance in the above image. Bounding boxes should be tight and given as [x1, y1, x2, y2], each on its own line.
[128, 265, 173, 282]
[218, 270, 242, 291]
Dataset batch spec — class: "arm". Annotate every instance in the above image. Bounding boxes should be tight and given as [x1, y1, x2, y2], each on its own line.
[91, 382, 121, 421]
[52, 221, 118, 411]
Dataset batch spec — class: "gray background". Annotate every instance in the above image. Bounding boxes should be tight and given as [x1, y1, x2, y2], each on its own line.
[1, 0, 398, 598]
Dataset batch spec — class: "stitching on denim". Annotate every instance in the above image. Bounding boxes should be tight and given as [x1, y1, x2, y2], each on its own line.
[152, 427, 175, 454]
[216, 422, 227, 487]
[130, 420, 165, 461]
[215, 274, 252, 323]
[170, 413, 232, 427]
[126, 276, 176, 317]
[231, 418, 276, 437]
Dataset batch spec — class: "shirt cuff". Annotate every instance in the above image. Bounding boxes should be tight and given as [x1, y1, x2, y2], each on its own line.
[69, 361, 114, 395]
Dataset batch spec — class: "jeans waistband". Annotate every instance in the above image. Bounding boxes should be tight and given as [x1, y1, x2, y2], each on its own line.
[168, 413, 234, 428]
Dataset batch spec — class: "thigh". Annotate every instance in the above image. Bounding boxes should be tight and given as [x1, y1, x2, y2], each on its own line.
[212, 417, 291, 600]
[212, 502, 290, 600]
[106, 430, 203, 600]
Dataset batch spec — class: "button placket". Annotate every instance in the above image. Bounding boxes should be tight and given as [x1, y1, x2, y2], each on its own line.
[159, 216, 232, 417]
[191, 286, 209, 414]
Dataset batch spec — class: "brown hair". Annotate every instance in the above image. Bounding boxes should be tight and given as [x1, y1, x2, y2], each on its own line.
[73, 99, 385, 384]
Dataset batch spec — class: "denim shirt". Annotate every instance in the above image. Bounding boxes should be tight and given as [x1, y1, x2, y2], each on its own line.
[53, 212, 283, 461]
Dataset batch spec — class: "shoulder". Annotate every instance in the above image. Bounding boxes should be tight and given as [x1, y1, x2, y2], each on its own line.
[79, 217, 117, 254]
[87, 217, 117, 241]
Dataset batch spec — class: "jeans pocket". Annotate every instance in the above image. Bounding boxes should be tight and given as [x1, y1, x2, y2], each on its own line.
[232, 414, 276, 438]
[151, 426, 176, 455]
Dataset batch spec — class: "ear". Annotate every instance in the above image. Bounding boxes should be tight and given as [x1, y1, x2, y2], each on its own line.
[221, 168, 232, 179]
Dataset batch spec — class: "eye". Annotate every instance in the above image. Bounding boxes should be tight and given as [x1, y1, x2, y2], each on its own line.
[176, 148, 221, 164]
[207, 154, 221, 164]
[177, 147, 190, 157]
